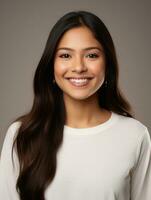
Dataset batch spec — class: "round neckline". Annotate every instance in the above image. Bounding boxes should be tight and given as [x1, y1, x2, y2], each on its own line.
[64, 111, 119, 135]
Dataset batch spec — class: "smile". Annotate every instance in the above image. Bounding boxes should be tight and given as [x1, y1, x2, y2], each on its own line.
[67, 78, 93, 87]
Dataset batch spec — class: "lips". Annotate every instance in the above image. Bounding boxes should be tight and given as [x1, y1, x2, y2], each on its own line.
[65, 77, 93, 79]
[66, 77, 93, 87]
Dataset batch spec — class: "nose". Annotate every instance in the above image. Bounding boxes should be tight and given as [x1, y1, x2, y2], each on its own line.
[71, 56, 87, 73]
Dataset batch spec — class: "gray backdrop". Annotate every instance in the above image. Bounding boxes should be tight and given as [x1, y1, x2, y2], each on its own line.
[0, 0, 151, 152]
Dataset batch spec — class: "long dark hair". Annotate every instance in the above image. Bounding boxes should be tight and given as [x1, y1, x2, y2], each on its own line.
[12, 10, 134, 200]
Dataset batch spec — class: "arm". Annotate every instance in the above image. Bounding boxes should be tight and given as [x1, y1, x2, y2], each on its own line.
[131, 127, 151, 200]
[0, 122, 21, 200]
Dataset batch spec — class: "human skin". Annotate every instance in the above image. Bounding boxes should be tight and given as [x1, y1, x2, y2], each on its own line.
[54, 26, 111, 128]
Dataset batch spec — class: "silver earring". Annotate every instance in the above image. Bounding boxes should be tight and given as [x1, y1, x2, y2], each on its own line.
[105, 80, 107, 87]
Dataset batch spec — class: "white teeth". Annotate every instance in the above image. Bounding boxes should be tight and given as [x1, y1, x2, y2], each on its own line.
[68, 78, 90, 86]
[70, 78, 88, 83]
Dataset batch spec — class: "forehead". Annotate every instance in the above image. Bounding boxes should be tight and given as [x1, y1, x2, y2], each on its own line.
[56, 26, 102, 49]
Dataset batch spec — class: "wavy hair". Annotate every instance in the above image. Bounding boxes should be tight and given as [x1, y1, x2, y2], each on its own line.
[12, 10, 134, 200]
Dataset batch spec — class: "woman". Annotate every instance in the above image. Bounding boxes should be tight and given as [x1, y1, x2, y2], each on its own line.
[0, 10, 151, 200]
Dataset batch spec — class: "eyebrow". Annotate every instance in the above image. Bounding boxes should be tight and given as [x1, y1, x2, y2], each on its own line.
[56, 47, 103, 52]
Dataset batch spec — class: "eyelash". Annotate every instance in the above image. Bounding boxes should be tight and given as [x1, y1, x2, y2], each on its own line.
[59, 53, 99, 59]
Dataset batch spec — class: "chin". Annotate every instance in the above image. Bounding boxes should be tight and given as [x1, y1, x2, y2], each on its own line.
[65, 92, 95, 100]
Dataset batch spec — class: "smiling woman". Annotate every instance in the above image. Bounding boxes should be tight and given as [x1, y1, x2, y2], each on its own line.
[0, 10, 151, 200]
[54, 26, 106, 103]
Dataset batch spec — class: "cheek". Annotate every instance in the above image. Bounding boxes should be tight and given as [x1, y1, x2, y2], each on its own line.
[88, 60, 105, 76]
[54, 61, 68, 77]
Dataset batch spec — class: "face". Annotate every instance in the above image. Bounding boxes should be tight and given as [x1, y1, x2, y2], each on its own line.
[54, 26, 106, 101]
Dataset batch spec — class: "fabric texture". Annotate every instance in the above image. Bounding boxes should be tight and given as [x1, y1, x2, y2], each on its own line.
[0, 111, 151, 200]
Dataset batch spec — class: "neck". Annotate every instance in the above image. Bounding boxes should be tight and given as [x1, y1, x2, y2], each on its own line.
[63, 93, 110, 128]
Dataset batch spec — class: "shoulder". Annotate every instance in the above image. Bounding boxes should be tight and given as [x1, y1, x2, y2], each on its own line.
[117, 113, 147, 129]
[114, 112, 150, 142]
[6, 121, 22, 137]
[2, 121, 22, 149]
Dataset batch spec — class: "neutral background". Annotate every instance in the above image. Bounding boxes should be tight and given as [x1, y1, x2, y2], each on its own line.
[0, 0, 151, 152]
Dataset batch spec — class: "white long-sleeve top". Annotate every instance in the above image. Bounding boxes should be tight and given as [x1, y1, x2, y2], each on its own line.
[0, 111, 151, 200]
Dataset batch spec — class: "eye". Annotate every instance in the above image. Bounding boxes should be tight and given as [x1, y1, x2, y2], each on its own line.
[86, 53, 99, 58]
[59, 53, 71, 59]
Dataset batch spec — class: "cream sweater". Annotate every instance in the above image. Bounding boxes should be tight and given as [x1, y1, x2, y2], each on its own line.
[0, 112, 151, 200]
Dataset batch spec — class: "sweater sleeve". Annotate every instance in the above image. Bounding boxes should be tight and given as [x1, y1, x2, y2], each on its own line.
[0, 122, 21, 200]
[131, 127, 151, 200]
